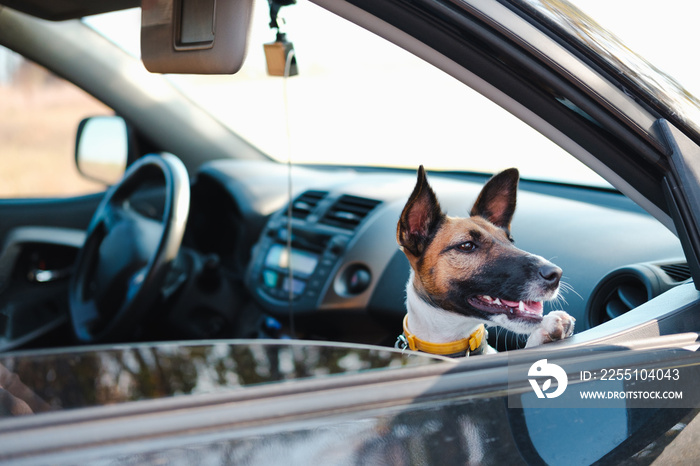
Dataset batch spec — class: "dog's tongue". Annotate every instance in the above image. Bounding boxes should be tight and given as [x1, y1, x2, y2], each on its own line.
[501, 299, 543, 315]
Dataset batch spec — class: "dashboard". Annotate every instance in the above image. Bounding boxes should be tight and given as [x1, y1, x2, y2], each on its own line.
[0, 159, 689, 350]
[185, 160, 687, 347]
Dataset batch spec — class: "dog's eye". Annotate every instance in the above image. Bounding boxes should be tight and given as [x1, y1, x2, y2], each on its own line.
[456, 241, 477, 252]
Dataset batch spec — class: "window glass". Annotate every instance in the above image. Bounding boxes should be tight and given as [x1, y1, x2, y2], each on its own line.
[0, 342, 445, 416]
[0, 46, 111, 198]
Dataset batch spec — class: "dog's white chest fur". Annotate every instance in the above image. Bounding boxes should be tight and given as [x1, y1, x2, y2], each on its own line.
[405, 272, 484, 344]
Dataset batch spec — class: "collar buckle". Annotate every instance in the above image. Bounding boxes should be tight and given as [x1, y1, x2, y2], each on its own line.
[395, 334, 409, 351]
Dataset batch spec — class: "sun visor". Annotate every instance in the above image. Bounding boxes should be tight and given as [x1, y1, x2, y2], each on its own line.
[141, 0, 253, 74]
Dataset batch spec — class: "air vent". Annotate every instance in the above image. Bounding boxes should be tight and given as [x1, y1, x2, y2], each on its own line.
[320, 195, 381, 230]
[291, 191, 327, 220]
[606, 280, 647, 320]
[660, 263, 691, 282]
[588, 274, 650, 328]
[588, 263, 691, 328]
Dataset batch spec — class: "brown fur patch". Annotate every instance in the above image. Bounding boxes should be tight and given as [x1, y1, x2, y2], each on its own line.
[413, 216, 513, 298]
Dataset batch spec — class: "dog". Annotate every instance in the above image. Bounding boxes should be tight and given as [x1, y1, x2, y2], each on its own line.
[396, 166, 575, 357]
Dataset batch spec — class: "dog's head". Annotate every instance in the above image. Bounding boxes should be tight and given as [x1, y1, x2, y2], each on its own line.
[397, 166, 562, 332]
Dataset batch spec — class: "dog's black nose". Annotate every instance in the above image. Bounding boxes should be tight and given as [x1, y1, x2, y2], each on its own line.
[539, 263, 562, 284]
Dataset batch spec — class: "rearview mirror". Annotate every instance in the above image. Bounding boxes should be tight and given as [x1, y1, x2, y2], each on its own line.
[141, 0, 254, 74]
[75, 116, 129, 185]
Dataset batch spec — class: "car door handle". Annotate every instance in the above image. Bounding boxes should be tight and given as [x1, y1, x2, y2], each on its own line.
[27, 267, 72, 283]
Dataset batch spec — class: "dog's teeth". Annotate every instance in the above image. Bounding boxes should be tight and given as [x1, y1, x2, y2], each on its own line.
[493, 298, 501, 305]
[518, 301, 525, 312]
[483, 295, 492, 302]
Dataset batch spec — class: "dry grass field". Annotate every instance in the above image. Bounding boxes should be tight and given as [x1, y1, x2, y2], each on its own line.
[0, 63, 111, 198]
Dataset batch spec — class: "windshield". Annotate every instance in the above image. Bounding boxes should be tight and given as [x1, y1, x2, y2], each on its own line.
[85, 0, 698, 188]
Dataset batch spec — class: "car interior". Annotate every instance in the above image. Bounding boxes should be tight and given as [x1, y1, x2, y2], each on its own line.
[0, 0, 697, 358]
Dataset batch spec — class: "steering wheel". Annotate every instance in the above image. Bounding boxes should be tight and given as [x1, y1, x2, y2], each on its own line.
[69, 154, 190, 342]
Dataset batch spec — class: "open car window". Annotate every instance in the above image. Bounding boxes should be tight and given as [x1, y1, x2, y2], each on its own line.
[0, 46, 110, 198]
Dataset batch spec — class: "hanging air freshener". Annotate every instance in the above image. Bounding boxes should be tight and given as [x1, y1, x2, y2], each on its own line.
[264, 0, 298, 77]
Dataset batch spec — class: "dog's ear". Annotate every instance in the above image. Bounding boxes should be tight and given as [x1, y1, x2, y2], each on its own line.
[470, 168, 519, 231]
[397, 166, 444, 257]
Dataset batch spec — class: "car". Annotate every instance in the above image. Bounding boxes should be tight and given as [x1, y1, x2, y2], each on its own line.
[1, 0, 700, 463]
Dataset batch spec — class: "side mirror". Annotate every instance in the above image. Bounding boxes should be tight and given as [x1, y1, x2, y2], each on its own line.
[75, 116, 130, 185]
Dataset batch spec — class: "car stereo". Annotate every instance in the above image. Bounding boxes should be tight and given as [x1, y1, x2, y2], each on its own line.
[247, 219, 350, 315]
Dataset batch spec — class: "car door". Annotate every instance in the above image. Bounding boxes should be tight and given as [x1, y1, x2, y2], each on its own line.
[0, 47, 109, 350]
[1, 339, 699, 464]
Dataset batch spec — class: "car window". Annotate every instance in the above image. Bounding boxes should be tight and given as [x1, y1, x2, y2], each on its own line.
[0, 341, 447, 416]
[0, 46, 111, 198]
[571, 0, 700, 99]
[85, 4, 609, 188]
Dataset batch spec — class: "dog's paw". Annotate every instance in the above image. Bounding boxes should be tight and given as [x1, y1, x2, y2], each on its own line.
[525, 311, 575, 348]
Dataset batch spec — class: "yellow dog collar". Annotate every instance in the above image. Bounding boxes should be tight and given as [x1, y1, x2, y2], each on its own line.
[400, 315, 486, 356]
